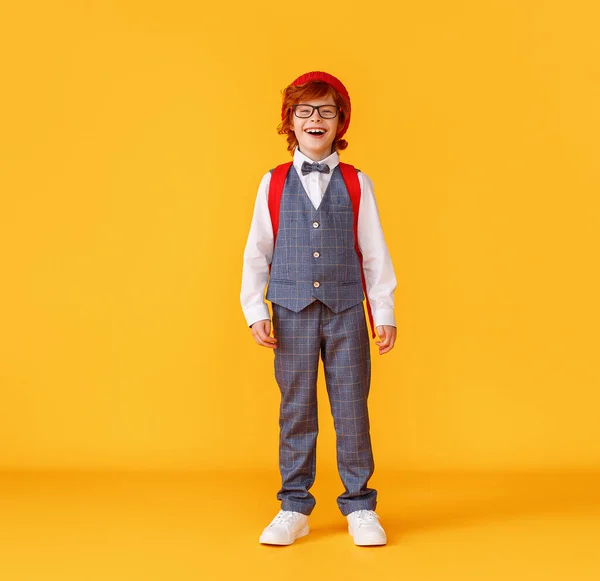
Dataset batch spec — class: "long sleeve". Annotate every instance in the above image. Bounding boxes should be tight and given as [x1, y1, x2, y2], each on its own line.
[356, 172, 398, 328]
[240, 172, 275, 327]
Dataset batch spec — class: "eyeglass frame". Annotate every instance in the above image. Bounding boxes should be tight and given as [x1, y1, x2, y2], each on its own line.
[290, 104, 342, 119]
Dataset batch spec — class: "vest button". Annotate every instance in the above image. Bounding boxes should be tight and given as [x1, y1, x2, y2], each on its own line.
[313, 281, 320, 288]
[313, 251, 320, 258]
[312, 221, 319, 228]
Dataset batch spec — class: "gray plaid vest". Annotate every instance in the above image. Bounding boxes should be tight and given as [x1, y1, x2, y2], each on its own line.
[266, 164, 365, 313]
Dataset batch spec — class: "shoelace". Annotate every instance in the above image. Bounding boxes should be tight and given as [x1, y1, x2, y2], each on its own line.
[352, 510, 380, 527]
[270, 510, 299, 527]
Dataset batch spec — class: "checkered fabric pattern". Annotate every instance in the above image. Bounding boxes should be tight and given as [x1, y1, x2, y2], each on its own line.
[272, 300, 377, 516]
[266, 164, 378, 516]
[265, 165, 365, 314]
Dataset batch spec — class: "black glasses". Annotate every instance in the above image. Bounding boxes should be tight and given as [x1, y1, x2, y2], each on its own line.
[292, 104, 340, 119]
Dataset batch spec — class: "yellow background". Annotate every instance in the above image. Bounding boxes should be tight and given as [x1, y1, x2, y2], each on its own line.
[1, 0, 598, 472]
[0, 1, 599, 578]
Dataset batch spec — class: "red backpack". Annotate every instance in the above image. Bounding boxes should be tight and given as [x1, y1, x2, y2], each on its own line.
[267, 161, 376, 339]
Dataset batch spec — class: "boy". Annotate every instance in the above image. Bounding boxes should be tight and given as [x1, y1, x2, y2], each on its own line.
[240, 71, 397, 546]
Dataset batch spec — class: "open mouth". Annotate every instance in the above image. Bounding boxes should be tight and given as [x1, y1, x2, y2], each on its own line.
[305, 128, 326, 138]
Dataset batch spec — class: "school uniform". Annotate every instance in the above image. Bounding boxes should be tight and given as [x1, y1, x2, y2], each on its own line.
[241, 147, 397, 516]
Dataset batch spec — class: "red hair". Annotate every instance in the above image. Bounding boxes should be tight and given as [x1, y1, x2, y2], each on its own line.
[277, 81, 350, 155]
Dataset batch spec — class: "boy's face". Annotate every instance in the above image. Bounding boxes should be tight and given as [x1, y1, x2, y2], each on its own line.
[291, 91, 340, 161]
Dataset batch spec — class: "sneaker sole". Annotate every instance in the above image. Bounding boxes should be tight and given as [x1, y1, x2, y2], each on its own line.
[259, 524, 310, 545]
[348, 525, 387, 546]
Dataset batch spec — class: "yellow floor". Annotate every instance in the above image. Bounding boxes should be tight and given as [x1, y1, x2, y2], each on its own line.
[0, 469, 598, 580]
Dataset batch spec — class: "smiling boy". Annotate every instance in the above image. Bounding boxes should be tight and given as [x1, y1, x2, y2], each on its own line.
[240, 71, 397, 546]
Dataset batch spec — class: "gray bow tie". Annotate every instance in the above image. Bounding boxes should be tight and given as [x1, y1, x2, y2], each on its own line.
[301, 161, 331, 176]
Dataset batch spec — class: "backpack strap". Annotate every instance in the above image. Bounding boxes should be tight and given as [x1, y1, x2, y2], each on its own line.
[268, 162, 293, 246]
[267, 162, 293, 274]
[338, 163, 376, 339]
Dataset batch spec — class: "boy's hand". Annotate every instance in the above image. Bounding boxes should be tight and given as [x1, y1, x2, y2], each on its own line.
[251, 319, 278, 349]
[375, 325, 396, 355]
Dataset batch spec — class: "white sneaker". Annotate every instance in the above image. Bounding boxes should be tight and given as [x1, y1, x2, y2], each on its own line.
[347, 510, 387, 545]
[259, 510, 310, 545]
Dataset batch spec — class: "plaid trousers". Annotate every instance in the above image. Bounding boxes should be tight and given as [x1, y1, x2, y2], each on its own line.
[271, 299, 377, 516]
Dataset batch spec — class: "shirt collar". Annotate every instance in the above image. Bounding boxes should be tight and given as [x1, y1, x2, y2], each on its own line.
[293, 147, 340, 174]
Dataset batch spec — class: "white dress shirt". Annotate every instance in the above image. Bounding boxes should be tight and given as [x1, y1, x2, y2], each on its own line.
[240, 147, 397, 329]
